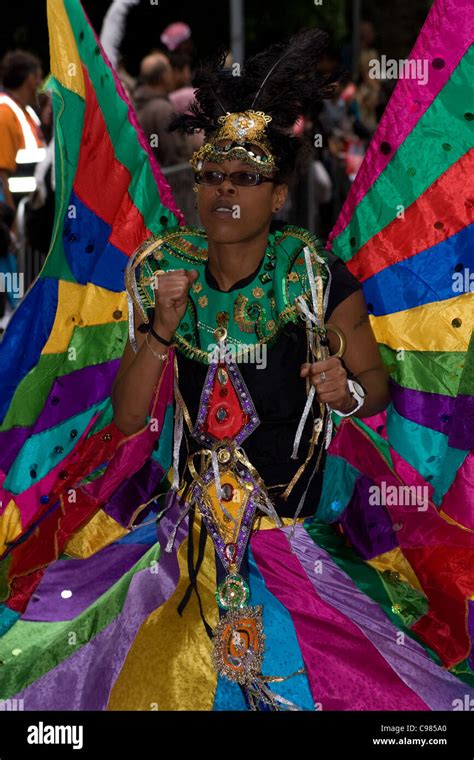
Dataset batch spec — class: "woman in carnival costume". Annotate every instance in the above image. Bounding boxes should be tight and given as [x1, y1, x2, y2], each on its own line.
[1, 26, 472, 713]
[109, 30, 452, 711]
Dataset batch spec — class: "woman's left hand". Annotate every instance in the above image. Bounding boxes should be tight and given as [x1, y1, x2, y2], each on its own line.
[300, 357, 356, 413]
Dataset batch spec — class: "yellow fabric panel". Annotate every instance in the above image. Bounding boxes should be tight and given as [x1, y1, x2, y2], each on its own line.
[371, 292, 473, 352]
[0, 500, 23, 554]
[42, 281, 127, 354]
[253, 514, 306, 531]
[366, 547, 424, 594]
[47, 0, 85, 98]
[107, 509, 219, 711]
[64, 509, 129, 559]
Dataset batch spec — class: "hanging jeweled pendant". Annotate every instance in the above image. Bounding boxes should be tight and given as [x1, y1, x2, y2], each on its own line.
[215, 572, 250, 610]
[192, 327, 259, 448]
[212, 605, 266, 685]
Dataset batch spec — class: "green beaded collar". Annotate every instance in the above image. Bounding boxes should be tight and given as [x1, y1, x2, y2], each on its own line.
[126, 224, 329, 364]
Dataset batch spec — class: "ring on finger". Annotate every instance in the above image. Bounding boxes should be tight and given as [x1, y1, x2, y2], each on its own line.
[319, 371, 326, 383]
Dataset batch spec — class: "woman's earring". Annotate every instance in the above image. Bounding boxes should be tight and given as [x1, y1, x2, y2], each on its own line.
[193, 185, 198, 193]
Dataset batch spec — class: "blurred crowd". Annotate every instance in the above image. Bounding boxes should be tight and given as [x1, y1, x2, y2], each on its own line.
[0, 18, 395, 331]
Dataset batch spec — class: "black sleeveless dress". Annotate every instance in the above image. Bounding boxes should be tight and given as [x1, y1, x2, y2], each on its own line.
[174, 252, 362, 518]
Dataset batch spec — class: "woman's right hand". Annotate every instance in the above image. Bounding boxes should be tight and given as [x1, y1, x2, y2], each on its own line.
[152, 268, 199, 338]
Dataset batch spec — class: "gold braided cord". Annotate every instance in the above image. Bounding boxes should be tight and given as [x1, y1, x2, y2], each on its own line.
[280, 260, 327, 500]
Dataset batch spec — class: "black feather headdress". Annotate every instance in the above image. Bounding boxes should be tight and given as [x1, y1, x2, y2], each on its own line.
[169, 29, 339, 180]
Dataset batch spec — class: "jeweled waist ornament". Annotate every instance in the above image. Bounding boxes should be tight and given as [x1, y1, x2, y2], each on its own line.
[173, 322, 315, 709]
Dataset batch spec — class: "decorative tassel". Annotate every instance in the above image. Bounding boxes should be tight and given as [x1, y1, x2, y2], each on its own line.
[127, 292, 138, 354]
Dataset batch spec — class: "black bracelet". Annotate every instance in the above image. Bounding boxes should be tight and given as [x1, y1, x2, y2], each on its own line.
[149, 326, 173, 347]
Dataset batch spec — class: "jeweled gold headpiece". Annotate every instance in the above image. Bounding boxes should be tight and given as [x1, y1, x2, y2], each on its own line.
[190, 110, 278, 175]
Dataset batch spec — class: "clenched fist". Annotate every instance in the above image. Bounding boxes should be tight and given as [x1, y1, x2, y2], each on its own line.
[152, 269, 199, 338]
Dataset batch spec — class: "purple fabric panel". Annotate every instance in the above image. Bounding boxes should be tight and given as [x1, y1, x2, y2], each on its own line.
[468, 600, 474, 671]
[0, 360, 120, 472]
[15, 491, 188, 710]
[391, 382, 474, 450]
[339, 475, 398, 559]
[22, 544, 149, 622]
[101, 458, 166, 527]
[292, 525, 474, 710]
[450, 394, 474, 451]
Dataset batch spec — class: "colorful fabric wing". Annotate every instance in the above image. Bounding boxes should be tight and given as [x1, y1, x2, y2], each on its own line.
[0, 0, 183, 633]
[1, 0, 473, 709]
[321, 0, 474, 674]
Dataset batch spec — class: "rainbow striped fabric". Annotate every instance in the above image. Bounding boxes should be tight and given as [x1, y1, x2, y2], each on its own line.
[0, 0, 180, 634]
[321, 0, 474, 671]
[0, 0, 473, 709]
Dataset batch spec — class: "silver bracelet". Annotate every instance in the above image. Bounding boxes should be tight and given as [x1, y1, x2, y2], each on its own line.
[145, 332, 168, 361]
[332, 379, 365, 417]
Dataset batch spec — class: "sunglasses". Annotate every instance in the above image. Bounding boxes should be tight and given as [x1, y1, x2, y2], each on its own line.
[194, 170, 276, 187]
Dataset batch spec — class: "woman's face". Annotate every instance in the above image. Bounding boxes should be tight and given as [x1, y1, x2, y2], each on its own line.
[196, 145, 288, 245]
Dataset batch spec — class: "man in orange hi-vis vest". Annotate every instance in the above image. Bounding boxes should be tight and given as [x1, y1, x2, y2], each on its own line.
[0, 50, 45, 211]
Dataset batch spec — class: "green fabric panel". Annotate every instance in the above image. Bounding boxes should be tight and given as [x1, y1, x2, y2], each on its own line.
[0, 541, 161, 699]
[450, 658, 474, 688]
[150, 401, 174, 472]
[0, 557, 13, 602]
[386, 407, 468, 504]
[304, 518, 443, 665]
[317, 454, 360, 522]
[87, 399, 115, 437]
[0, 322, 127, 430]
[379, 345, 465, 396]
[377, 572, 428, 628]
[64, 0, 178, 234]
[5, 398, 110, 494]
[458, 331, 474, 395]
[332, 46, 474, 260]
[40, 79, 84, 280]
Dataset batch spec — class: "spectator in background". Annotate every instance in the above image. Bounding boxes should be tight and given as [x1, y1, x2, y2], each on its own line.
[134, 52, 193, 167]
[160, 21, 193, 57]
[168, 85, 204, 154]
[340, 19, 379, 79]
[169, 51, 193, 90]
[167, 51, 202, 154]
[356, 49, 382, 134]
[0, 50, 45, 211]
[116, 60, 137, 101]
